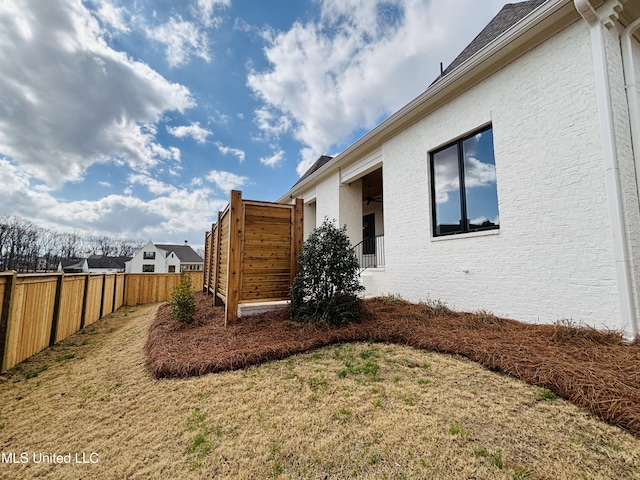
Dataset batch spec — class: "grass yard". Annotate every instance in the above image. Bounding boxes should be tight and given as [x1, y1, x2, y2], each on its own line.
[0, 298, 639, 479]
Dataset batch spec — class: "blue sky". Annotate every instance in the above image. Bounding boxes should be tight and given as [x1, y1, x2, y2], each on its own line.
[0, 0, 512, 246]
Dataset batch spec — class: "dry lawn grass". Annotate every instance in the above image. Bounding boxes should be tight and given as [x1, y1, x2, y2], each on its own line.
[0, 297, 638, 479]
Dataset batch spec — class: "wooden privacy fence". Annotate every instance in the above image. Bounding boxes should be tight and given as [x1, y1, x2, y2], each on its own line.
[0, 270, 203, 372]
[204, 190, 303, 324]
[124, 272, 203, 305]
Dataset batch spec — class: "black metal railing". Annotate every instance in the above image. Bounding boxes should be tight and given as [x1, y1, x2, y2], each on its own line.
[353, 235, 385, 272]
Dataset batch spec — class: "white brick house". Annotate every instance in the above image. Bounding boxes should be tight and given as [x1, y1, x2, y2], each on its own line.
[278, 0, 640, 340]
[125, 241, 203, 273]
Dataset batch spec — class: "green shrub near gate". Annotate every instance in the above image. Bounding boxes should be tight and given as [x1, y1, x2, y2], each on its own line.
[290, 219, 364, 325]
[169, 273, 197, 324]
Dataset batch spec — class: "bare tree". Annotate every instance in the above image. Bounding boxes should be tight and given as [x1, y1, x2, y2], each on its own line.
[37, 228, 60, 271]
[0, 215, 145, 272]
[0, 216, 40, 272]
[97, 235, 116, 256]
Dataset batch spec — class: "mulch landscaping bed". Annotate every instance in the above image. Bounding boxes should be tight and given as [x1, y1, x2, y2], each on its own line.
[146, 292, 640, 437]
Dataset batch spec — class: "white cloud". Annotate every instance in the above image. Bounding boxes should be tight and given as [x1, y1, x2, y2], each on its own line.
[0, 156, 226, 243]
[128, 173, 176, 195]
[146, 16, 210, 67]
[433, 152, 496, 204]
[206, 170, 249, 192]
[464, 156, 496, 188]
[260, 149, 285, 168]
[253, 106, 292, 138]
[167, 122, 213, 144]
[0, 0, 194, 187]
[94, 0, 130, 33]
[215, 142, 246, 162]
[195, 0, 230, 28]
[248, 0, 508, 177]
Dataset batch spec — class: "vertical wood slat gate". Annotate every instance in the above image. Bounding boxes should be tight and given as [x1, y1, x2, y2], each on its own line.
[203, 190, 303, 325]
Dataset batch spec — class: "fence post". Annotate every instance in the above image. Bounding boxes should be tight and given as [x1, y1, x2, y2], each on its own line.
[112, 274, 118, 312]
[203, 228, 210, 293]
[122, 273, 128, 307]
[99, 274, 107, 319]
[49, 272, 65, 347]
[292, 197, 304, 281]
[225, 190, 243, 325]
[213, 212, 223, 306]
[0, 271, 17, 373]
[79, 273, 90, 329]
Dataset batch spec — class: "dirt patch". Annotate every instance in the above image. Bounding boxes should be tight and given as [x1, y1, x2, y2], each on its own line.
[147, 293, 640, 437]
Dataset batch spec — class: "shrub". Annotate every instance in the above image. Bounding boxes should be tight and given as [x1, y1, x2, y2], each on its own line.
[290, 219, 364, 325]
[169, 273, 197, 324]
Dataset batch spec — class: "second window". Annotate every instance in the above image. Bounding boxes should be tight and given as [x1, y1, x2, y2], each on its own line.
[430, 125, 500, 237]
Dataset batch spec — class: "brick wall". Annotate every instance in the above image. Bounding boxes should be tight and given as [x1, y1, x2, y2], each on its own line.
[298, 20, 639, 334]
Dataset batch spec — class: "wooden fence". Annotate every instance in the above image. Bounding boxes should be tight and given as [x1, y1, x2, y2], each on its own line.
[204, 190, 303, 324]
[0, 270, 203, 373]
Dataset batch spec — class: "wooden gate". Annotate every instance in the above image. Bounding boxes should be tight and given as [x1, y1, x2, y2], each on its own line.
[203, 190, 303, 324]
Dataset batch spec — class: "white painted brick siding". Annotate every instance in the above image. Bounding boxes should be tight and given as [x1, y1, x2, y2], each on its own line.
[297, 20, 639, 334]
[381, 20, 620, 330]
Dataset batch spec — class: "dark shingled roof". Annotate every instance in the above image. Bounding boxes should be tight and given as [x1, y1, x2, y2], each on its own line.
[437, 0, 548, 80]
[294, 0, 548, 186]
[156, 244, 203, 263]
[293, 155, 333, 187]
[87, 255, 130, 270]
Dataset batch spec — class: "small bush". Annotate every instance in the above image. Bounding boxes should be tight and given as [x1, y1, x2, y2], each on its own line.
[169, 273, 197, 324]
[421, 298, 451, 318]
[290, 219, 364, 325]
[472, 309, 497, 324]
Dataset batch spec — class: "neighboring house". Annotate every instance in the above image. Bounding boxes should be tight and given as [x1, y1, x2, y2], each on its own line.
[58, 255, 130, 273]
[279, 0, 640, 340]
[125, 241, 204, 273]
[58, 258, 87, 273]
[86, 255, 130, 273]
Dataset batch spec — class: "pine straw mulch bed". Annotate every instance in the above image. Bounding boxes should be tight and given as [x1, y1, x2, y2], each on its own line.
[146, 292, 640, 437]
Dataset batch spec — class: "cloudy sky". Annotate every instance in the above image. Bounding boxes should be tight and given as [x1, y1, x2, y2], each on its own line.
[0, 0, 513, 245]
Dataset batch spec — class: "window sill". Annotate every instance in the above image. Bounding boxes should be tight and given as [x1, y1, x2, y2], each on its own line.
[431, 229, 500, 242]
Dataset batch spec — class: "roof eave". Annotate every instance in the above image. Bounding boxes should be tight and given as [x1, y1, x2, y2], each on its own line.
[279, 0, 575, 203]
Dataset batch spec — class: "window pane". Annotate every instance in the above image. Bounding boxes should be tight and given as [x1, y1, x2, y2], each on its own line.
[462, 128, 499, 230]
[433, 144, 462, 235]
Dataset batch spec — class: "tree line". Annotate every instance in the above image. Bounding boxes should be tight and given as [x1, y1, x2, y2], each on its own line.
[0, 215, 144, 273]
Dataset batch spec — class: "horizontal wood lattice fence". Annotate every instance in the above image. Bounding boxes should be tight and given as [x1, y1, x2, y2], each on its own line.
[0, 270, 203, 372]
[204, 190, 303, 324]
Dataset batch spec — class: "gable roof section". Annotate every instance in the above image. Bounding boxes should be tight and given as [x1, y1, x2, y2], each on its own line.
[60, 258, 85, 270]
[293, 155, 334, 187]
[155, 244, 203, 263]
[437, 0, 548, 80]
[87, 255, 130, 270]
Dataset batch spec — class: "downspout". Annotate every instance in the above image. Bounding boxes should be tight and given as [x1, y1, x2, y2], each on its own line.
[622, 17, 640, 213]
[621, 16, 640, 341]
[574, 0, 638, 341]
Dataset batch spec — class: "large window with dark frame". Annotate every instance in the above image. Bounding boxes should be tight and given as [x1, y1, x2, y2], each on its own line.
[430, 125, 500, 237]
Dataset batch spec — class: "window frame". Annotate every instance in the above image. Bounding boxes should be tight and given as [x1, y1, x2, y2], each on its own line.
[429, 125, 500, 238]
[143, 251, 156, 260]
[142, 264, 155, 273]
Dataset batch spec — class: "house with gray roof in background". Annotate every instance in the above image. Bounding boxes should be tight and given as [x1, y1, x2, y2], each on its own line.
[125, 240, 203, 273]
[279, 0, 640, 341]
[58, 255, 130, 273]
